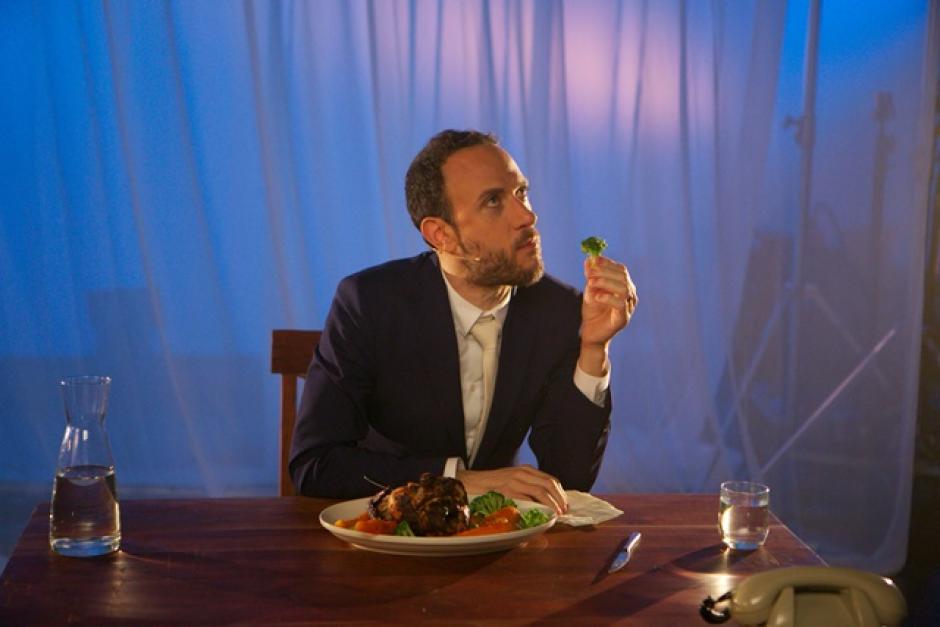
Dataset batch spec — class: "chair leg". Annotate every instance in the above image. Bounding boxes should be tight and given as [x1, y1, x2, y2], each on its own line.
[279, 377, 298, 496]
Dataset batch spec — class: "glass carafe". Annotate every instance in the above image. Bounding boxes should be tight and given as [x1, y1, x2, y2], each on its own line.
[49, 375, 121, 556]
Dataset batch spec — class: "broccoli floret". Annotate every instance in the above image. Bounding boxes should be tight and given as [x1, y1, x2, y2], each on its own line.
[518, 508, 551, 529]
[580, 236, 608, 258]
[469, 491, 517, 517]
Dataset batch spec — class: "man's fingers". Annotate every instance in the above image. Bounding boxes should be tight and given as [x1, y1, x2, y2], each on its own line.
[586, 256, 626, 277]
[507, 483, 565, 514]
[512, 474, 567, 514]
[583, 255, 622, 275]
[587, 270, 637, 313]
[459, 466, 568, 514]
[531, 488, 564, 515]
[500, 467, 567, 513]
[504, 484, 556, 511]
[585, 258, 636, 303]
[588, 276, 629, 297]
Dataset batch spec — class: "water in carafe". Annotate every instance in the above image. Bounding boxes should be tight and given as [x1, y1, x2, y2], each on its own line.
[49, 375, 121, 556]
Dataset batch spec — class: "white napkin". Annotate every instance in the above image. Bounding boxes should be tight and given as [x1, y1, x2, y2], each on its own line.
[557, 490, 624, 526]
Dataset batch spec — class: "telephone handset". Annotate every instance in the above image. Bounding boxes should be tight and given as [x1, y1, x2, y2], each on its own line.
[700, 566, 907, 627]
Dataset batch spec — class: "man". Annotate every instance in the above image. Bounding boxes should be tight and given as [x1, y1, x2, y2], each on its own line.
[290, 130, 637, 513]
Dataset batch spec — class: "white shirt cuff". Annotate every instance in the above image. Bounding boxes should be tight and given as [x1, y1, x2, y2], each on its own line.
[574, 363, 610, 406]
[444, 457, 464, 478]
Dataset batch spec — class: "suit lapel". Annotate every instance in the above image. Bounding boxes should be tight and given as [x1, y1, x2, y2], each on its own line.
[410, 254, 468, 459]
[472, 286, 536, 467]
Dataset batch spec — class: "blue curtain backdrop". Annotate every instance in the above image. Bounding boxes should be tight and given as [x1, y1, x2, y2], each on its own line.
[1, 0, 935, 572]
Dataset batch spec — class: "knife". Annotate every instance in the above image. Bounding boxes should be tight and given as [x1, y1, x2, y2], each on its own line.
[608, 532, 642, 573]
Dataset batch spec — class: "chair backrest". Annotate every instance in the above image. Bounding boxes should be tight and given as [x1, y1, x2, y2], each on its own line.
[270, 329, 322, 496]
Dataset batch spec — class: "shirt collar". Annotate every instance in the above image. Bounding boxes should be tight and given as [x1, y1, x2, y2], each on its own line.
[440, 269, 512, 336]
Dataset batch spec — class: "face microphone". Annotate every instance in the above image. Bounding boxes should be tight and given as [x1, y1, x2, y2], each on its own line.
[451, 252, 483, 262]
[437, 248, 483, 263]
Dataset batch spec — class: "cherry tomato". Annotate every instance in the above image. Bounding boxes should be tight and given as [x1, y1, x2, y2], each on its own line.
[335, 512, 369, 529]
[484, 506, 521, 527]
[353, 518, 397, 535]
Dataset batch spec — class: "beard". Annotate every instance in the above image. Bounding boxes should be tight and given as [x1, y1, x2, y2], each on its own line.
[456, 229, 544, 287]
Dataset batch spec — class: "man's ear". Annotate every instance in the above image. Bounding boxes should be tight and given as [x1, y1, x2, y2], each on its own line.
[420, 217, 452, 252]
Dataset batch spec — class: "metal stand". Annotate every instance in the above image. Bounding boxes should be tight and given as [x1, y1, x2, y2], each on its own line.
[723, 0, 897, 481]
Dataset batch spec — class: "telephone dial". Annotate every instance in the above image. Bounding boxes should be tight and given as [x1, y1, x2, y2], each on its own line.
[699, 566, 906, 627]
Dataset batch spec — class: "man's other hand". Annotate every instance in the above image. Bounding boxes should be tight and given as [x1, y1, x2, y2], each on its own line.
[456, 465, 568, 514]
[578, 256, 637, 376]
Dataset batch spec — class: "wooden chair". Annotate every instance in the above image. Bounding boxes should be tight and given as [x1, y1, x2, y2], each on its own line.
[270, 329, 322, 496]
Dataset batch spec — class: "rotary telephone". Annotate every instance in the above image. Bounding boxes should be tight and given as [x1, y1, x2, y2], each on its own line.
[699, 566, 907, 627]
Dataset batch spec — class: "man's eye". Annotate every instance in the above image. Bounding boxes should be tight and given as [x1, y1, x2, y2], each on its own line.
[484, 194, 501, 207]
[516, 187, 529, 201]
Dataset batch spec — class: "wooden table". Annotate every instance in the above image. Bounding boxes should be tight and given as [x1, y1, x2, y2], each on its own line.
[0, 495, 823, 625]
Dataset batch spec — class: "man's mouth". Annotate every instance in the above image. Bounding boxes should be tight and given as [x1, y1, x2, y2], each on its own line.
[516, 231, 539, 250]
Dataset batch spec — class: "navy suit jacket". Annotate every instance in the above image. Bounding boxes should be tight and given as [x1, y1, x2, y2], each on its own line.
[289, 252, 612, 498]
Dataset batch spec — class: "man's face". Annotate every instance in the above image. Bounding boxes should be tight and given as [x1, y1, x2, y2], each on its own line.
[440, 144, 543, 287]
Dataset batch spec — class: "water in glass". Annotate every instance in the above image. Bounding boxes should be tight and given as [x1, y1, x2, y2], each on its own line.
[49, 376, 121, 556]
[719, 481, 769, 550]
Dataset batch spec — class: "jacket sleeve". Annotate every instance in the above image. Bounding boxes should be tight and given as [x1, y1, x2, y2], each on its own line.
[288, 277, 448, 498]
[526, 298, 612, 491]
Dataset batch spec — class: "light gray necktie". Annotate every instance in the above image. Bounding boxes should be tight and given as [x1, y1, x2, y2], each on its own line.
[468, 315, 499, 465]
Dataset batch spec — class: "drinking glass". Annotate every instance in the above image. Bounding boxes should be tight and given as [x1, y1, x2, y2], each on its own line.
[719, 481, 770, 550]
[49, 375, 121, 556]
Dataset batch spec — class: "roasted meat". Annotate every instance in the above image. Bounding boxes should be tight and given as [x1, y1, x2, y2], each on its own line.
[368, 473, 470, 536]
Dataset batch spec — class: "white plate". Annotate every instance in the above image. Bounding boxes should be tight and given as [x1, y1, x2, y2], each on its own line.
[319, 495, 557, 556]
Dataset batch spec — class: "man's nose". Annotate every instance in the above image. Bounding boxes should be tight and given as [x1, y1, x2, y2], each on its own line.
[512, 198, 537, 227]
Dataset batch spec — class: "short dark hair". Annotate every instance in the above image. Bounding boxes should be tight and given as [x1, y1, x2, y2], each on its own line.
[405, 129, 498, 230]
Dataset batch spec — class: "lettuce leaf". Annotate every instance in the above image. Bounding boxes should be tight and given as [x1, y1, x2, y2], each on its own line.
[469, 491, 517, 517]
[519, 508, 551, 529]
[394, 520, 415, 536]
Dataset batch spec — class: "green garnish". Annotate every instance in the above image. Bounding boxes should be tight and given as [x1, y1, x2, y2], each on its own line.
[580, 236, 607, 258]
[519, 508, 551, 529]
[469, 491, 517, 517]
[394, 521, 415, 536]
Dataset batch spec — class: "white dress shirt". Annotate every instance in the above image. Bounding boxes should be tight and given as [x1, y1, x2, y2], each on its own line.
[440, 271, 610, 477]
